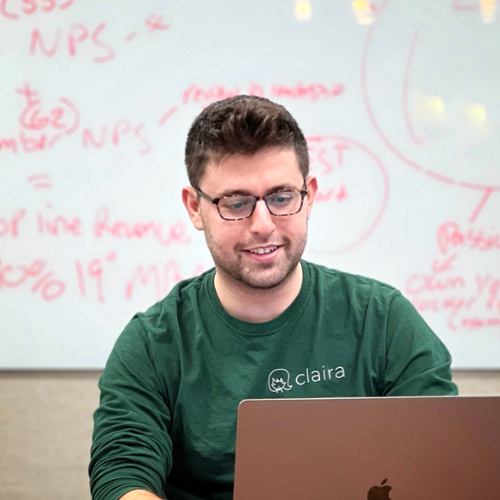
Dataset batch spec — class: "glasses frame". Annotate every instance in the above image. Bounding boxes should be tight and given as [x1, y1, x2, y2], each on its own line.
[194, 186, 308, 221]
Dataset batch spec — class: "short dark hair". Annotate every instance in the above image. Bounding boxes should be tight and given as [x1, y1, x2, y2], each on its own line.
[184, 95, 309, 187]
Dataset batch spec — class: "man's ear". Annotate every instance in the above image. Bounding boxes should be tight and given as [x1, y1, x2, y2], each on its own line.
[305, 175, 318, 219]
[182, 186, 204, 230]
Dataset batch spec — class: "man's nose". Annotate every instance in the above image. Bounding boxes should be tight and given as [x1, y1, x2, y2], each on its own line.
[249, 199, 276, 234]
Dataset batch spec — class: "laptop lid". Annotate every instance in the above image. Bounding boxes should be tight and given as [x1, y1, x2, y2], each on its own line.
[234, 396, 500, 500]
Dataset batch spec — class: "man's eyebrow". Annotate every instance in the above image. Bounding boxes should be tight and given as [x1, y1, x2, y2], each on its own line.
[218, 189, 253, 198]
[265, 183, 300, 193]
[218, 183, 301, 198]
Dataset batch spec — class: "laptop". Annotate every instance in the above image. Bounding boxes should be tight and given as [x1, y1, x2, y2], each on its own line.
[233, 396, 500, 499]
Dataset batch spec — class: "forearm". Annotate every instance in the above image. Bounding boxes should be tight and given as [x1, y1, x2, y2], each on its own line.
[120, 490, 165, 500]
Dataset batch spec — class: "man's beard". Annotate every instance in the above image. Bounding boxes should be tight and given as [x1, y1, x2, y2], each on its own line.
[203, 230, 306, 291]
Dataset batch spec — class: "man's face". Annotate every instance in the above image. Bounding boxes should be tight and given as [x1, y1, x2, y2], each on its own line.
[183, 147, 317, 291]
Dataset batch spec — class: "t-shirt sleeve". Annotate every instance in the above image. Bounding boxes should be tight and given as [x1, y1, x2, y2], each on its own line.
[89, 317, 173, 500]
[382, 292, 458, 397]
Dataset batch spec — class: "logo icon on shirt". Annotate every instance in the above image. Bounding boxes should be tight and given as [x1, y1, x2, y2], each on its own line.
[268, 368, 293, 393]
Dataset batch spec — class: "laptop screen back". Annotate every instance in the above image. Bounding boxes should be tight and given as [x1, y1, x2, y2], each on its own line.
[234, 396, 500, 500]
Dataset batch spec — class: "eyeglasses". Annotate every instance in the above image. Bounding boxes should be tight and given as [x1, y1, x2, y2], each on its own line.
[195, 187, 308, 221]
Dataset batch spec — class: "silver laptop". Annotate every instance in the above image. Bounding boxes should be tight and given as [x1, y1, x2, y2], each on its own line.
[233, 396, 500, 499]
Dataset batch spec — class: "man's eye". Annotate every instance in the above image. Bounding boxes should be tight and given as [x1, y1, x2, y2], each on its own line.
[223, 197, 252, 211]
[269, 193, 293, 204]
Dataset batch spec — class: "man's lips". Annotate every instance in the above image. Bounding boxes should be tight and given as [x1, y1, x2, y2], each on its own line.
[243, 245, 280, 255]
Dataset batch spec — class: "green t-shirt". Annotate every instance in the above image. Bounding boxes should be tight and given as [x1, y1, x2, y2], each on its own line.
[90, 261, 457, 500]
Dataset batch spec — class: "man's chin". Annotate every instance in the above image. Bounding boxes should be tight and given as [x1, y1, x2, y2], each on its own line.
[234, 263, 299, 290]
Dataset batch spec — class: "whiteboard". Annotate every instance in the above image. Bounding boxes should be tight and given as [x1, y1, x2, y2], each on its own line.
[1, 0, 499, 369]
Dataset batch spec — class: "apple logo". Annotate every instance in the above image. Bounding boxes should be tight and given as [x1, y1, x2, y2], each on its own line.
[367, 478, 393, 500]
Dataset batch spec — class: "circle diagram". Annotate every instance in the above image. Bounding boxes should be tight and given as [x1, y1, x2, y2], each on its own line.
[306, 135, 389, 255]
[362, 0, 500, 191]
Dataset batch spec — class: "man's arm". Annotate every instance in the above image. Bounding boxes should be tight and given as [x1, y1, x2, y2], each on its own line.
[90, 317, 174, 500]
[382, 292, 458, 396]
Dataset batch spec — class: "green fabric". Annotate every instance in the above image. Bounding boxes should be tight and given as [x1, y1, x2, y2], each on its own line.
[89, 261, 457, 500]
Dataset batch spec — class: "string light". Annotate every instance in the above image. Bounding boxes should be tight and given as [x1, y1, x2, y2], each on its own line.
[480, 0, 496, 23]
[295, 1, 312, 21]
[352, 0, 376, 25]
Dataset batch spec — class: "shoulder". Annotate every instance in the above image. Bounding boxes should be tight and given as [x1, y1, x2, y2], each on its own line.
[132, 267, 214, 331]
[304, 260, 401, 305]
[110, 268, 214, 361]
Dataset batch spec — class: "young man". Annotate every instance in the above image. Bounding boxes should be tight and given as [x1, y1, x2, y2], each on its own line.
[90, 96, 457, 500]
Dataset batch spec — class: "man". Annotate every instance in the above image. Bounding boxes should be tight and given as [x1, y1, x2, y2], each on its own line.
[89, 95, 457, 500]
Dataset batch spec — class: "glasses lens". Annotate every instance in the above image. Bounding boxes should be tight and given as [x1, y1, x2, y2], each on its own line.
[218, 195, 255, 219]
[266, 191, 302, 215]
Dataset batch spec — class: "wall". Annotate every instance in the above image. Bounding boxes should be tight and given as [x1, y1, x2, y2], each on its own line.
[1, 371, 499, 500]
[2, 0, 500, 370]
